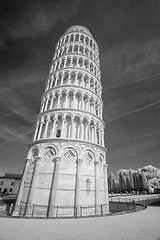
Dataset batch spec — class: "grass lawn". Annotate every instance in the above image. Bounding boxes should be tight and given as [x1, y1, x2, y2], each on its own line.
[0, 206, 159, 240]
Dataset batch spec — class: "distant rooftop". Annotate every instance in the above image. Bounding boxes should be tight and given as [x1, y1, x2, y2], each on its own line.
[65, 25, 92, 37]
[0, 173, 22, 179]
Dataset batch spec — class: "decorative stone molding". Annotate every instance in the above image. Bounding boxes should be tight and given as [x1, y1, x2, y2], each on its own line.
[76, 158, 83, 166]
[35, 156, 42, 164]
[54, 156, 61, 165]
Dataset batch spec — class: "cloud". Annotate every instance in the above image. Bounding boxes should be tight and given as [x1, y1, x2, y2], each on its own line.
[0, 0, 81, 48]
[0, 122, 33, 145]
[0, 67, 44, 142]
[101, 39, 160, 122]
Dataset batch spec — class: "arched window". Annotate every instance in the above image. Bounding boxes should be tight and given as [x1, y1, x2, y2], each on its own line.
[56, 129, 61, 138]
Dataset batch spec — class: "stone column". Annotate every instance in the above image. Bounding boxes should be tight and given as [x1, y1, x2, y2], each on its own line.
[48, 157, 61, 217]
[93, 79, 95, 92]
[72, 92, 76, 108]
[82, 73, 85, 87]
[45, 79, 49, 90]
[88, 61, 91, 72]
[13, 158, 30, 216]
[78, 45, 80, 53]
[88, 97, 91, 112]
[40, 100, 45, 112]
[58, 58, 62, 69]
[44, 117, 50, 138]
[71, 44, 74, 53]
[80, 121, 84, 140]
[49, 77, 53, 89]
[81, 94, 84, 110]
[70, 56, 73, 67]
[85, 98, 88, 112]
[66, 45, 69, 54]
[90, 100, 93, 113]
[97, 104, 100, 117]
[57, 60, 61, 70]
[68, 71, 71, 85]
[77, 120, 81, 139]
[74, 159, 83, 209]
[73, 34, 76, 41]
[103, 164, 109, 213]
[37, 120, 44, 140]
[57, 92, 61, 108]
[51, 116, 57, 138]
[93, 100, 96, 115]
[50, 93, 55, 109]
[53, 61, 57, 71]
[63, 36, 66, 44]
[75, 72, 78, 85]
[85, 122, 89, 141]
[95, 161, 100, 214]
[102, 129, 104, 146]
[68, 34, 71, 42]
[99, 129, 102, 145]
[99, 106, 102, 119]
[82, 58, 85, 69]
[25, 156, 41, 216]
[44, 97, 49, 111]
[61, 116, 66, 138]
[88, 76, 91, 89]
[94, 124, 97, 144]
[65, 91, 69, 108]
[72, 119, 77, 139]
[88, 121, 91, 141]
[83, 46, 85, 55]
[96, 127, 100, 144]
[91, 125, 94, 142]
[33, 121, 39, 141]
[61, 72, 65, 85]
[71, 116, 74, 138]
[55, 74, 58, 86]
[77, 96, 81, 110]
[78, 119, 82, 139]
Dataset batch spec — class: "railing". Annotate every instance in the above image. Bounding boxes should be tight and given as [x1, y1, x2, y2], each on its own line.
[11, 201, 144, 218]
[13, 204, 109, 218]
[1, 194, 160, 218]
[109, 195, 160, 206]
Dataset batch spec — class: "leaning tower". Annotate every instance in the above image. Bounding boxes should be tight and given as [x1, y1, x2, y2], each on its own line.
[14, 25, 109, 217]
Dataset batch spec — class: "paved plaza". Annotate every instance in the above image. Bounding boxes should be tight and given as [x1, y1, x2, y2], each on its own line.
[0, 206, 160, 240]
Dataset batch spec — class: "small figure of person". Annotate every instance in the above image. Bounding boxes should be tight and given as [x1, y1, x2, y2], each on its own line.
[9, 203, 14, 215]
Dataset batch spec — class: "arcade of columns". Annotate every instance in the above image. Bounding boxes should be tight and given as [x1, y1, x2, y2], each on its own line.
[13, 26, 109, 217]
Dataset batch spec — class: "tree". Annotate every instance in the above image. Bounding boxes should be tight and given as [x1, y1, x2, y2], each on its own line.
[108, 171, 116, 193]
[133, 172, 139, 192]
[141, 172, 149, 192]
[137, 170, 143, 192]
[126, 174, 131, 193]
[129, 169, 134, 192]
[118, 171, 126, 193]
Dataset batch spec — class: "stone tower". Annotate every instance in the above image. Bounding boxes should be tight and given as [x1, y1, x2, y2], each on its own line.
[14, 25, 109, 217]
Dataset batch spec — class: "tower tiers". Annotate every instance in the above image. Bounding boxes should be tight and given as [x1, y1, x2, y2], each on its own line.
[14, 25, 109, 218]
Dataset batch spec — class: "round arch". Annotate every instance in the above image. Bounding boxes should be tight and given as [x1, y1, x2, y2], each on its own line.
[60, 145, 79, 163]
[40, 144, 57, 156]
[28, 146, 39, 159]
[82, 148, 95, 165]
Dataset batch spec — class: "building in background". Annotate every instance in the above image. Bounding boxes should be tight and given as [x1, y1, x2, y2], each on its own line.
[14, 25, 109, 218]
[0, 173, 22, 195]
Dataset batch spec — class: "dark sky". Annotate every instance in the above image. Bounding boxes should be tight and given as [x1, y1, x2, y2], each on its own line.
[0, 0, 160, 177]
